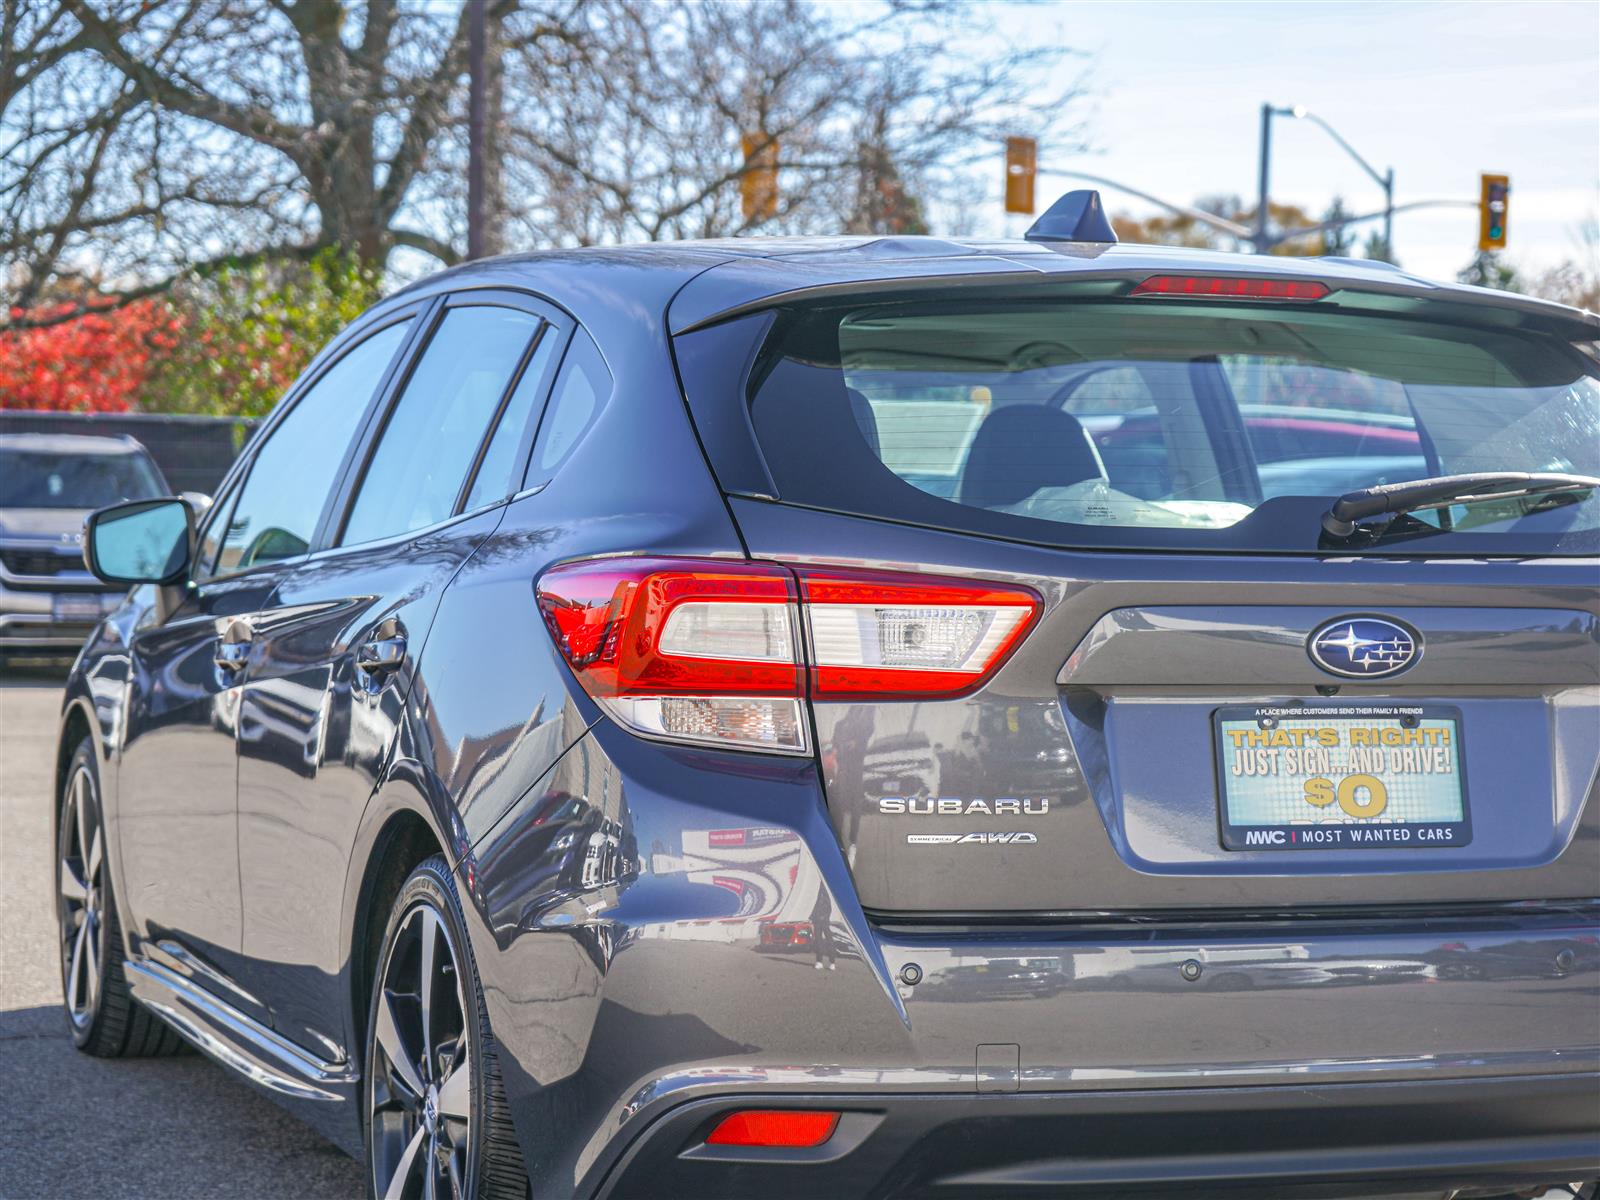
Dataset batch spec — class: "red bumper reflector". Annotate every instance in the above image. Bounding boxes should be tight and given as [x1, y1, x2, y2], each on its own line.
[1130, 274, 1331, 301]
[705, 1109, 841, 1147]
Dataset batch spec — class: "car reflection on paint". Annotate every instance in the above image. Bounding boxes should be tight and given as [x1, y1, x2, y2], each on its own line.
[757, 921, 815, 952]
[1426, 935, 1600, 982]
[235, 675, 331, 779]
[918, 956, 1073, 1002]
[938, 702, 1081, 802]
[861, 732, 939, 799]
[1069, 946, 1382, 992]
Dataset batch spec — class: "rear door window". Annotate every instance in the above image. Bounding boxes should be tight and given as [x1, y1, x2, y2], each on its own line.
[524, 328, 611, 488]
[735, 292, 1599, 555]
[462, 326, 560, 511]
[341, 305, 539, 546]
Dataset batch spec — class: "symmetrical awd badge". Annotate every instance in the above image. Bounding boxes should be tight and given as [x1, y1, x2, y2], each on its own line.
[1307, 616, 1421, 679]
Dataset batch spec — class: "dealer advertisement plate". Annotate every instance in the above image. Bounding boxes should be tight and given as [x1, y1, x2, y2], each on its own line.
[1215, 704, 1470, 851]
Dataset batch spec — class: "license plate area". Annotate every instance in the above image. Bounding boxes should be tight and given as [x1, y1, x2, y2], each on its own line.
[1215, 704, 1470, 851]
[51, 593, 102, 624]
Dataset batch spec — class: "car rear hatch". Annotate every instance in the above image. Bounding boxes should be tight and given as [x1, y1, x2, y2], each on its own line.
[669, 258, 1600, 915]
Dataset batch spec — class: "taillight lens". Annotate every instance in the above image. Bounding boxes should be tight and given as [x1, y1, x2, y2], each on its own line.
[536, 557, 805, 753]
[796, 567, 1040, 699]
[1129, 274, 1331, 301]
[536, 557, 1041, 753]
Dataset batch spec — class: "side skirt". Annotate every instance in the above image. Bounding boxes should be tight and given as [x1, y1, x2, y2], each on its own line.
[124, 959, 364, 1157]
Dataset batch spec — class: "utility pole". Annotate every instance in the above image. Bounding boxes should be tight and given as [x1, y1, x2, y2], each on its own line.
[1257, 104, 1395, 258]
[1255, 103, 1273, 253]
[467, 0, 487, 260]
[1382, 167, 1394, 256]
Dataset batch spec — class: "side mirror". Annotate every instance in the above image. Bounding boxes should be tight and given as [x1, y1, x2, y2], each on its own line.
[84, 498, 194, 586]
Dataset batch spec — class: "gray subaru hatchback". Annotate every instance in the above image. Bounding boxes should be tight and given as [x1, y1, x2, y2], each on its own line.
[64, 195, 1600, 1199]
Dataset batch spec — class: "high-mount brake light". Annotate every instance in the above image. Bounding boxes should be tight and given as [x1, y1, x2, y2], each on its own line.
[536, 558, 1042, 753]
[1129, 275, 1331, 301]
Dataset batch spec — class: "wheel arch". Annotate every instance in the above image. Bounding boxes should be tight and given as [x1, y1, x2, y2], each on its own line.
[55, 697, 96, 804]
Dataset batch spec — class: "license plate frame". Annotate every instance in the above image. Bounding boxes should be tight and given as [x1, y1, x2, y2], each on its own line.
[1214, 703, 1471, 851]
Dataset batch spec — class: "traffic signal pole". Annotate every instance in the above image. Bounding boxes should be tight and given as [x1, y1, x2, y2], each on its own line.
[1030, 165, 1474, 252]
[1007, 133, 1478, 257]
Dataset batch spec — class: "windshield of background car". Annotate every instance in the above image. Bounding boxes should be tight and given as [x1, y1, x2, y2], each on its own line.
[0, 448, 165, 509]
[745, 293, 1600, 555]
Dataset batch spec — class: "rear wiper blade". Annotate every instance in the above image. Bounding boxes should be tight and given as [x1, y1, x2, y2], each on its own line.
[1321, 472, 1600, 539]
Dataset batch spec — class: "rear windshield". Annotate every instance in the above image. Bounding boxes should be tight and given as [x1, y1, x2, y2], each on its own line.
[0, 448, 165, 509]
[743, 294, 1600, 555]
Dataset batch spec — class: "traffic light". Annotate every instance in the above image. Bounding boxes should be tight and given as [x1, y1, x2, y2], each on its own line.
[1004, 136, 1037, 215]
[1478, 173, 1509, 251]
[741, 133, 779, 224]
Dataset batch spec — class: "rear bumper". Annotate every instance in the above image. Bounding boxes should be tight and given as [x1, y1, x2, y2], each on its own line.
[459, 723, 1600, 1198]
[597, 1073, 1600, 1198]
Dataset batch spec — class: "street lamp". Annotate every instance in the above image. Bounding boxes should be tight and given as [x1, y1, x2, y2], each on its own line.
[1256, 103, 1394, 256]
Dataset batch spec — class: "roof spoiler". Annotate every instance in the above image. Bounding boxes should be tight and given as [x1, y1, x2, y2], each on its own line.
[1025, 189, 1118, 245]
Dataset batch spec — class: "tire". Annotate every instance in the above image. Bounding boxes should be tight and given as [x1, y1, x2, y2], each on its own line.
[364, 855, 526, 1200]
[56, 737, 185, 1057]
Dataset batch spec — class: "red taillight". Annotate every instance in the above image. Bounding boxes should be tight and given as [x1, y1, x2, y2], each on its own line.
[796, 567, 1040, 700]
[705, 1109, 840, 1148]
[535, 557, 799, 696]
[536, 557, 1042, 752]
[536, 557, 805, 753]
[1129, 275, 1331, 301]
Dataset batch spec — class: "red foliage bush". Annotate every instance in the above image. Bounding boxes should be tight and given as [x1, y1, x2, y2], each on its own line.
[0, 299, 183, 412]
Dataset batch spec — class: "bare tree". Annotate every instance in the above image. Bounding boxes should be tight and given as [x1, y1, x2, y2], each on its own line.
[3, 0, 1090, 324]
[2, 0, 577, 320]
[495, 0, 1089, 246]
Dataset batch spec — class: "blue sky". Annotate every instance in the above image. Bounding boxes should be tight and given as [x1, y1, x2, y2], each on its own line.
[975, 0, 1598, 282]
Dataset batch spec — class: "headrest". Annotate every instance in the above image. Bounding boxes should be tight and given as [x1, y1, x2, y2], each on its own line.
[958, 405, 1105, 509]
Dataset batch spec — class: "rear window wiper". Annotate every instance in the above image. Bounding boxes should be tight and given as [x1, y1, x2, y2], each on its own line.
[1321, 472, 1600, 539]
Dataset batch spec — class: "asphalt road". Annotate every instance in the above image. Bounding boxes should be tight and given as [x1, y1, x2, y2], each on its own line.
[0, 669, 364, 1200]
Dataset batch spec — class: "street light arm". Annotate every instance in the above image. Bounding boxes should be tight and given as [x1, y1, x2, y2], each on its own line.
[1293, 110, 1390, 192]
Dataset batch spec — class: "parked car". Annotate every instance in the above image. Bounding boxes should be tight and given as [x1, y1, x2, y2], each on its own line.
[56, 196, 1599, 1199]
[0, 432, 170, 662]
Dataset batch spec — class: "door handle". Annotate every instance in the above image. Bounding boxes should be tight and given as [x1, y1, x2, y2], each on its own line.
[356, 633, 407, 675]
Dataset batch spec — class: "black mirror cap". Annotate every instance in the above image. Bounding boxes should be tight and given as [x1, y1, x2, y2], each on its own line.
[82, 497, 196, 587]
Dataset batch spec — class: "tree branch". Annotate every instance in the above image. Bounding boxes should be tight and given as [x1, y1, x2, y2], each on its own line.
[389, 227, 461, 266]
[65, 0, 309, 157]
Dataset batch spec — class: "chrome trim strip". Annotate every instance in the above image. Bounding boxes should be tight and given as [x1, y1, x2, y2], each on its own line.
[151, 938, 274, 1025]
[124, 959, 356, 1101]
